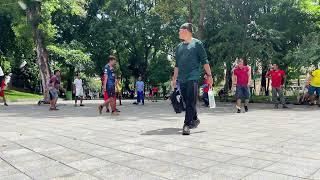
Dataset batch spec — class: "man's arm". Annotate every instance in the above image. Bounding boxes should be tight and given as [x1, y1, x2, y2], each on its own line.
[103, 74, 107, 91]
[232, 71, 237, 86]
[172, 67, 179, 90]
[282, 71, 287, 87]
[73, 79, 77, 93]
[203, 64, 213, 88]
[248, 66, 251, 86]
[266, 71, 271, 78]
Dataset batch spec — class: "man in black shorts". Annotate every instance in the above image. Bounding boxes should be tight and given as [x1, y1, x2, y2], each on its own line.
[98, 56, 119, 116]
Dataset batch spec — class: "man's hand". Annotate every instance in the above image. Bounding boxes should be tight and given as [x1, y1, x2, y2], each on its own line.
[207, 76, 214, 89]
[172, 80, 177, 91]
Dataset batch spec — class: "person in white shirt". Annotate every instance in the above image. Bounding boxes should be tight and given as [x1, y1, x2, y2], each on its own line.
[73, 73, 84, 107]
[0, 66, 4, 77]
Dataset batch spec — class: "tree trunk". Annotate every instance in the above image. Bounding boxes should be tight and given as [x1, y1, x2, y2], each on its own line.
[188, 0, 193, 23]
[198, 0, 206, 40]
[261, 65, 267, 96]
[224, 61, 232, 102]
[26, 2, 51, 99]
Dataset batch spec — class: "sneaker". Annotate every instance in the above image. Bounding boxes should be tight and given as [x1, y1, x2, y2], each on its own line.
[244, 106, 248, 112]
[282, 105, 288, 109]
[190, 119, 200, 129]
[111, 111, 120, 116]
[80, 104, 84, 107]
[274, 104, 279, 109]
[106, 108, 110, 113]
[4, 103, 8, 106]
[49, 107, 59, 111]
[237, 108, 241, 113]
[116, 108, 121, 112]
[182, 124, 190, 135]
[98, 105, 103, 115]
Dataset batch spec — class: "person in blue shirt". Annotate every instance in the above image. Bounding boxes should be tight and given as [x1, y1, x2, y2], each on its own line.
[98, 56, 119, 116]
[135, 76, 145, 105]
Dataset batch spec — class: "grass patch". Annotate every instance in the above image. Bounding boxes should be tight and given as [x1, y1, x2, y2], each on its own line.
[5, 90, 42, 101]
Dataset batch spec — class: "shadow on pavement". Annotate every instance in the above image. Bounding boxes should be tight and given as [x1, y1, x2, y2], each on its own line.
[141, 128, 206, 135]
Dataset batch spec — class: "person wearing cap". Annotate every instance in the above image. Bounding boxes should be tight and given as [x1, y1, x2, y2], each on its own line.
[172, 23, 213, 135]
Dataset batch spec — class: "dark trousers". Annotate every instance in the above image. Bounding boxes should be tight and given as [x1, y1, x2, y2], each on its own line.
[202, 92, 209, 106]
[137, 91, 144, 104]
[180, 80, 198, 126]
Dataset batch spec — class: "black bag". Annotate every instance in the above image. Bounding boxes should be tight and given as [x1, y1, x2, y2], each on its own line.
[170, 89, 185, 113]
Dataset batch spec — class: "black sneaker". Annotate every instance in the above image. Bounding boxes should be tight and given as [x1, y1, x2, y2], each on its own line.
[182, 124, 190, 135]
[274, 104, 279, 109]
[4, 103, 8, 106]
[237, 108, 241, 113]
[116, 108, 121, 112]
[282, 105, 288, 109]
[106, 108, 110, 113]
[190, 119, 200, 129]
[244, 106, 248, 112]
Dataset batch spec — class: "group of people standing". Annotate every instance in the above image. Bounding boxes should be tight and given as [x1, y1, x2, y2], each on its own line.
[1, 22, 320, 137]
[173, 22, 317, 135]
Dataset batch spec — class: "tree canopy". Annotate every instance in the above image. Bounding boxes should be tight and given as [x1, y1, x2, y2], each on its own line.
[0, 0, 319, 95]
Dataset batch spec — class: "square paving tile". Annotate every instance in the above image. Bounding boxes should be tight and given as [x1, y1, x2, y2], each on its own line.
[203, 163, 258, 179]
[67, 158, 112, 171]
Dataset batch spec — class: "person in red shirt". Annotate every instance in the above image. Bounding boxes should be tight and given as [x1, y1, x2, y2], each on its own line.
[152, 86, 159, 102]
[266, 63, 288, 109]
[232, 58, 251, 113]
[202, 74, 210, 107]
[0, 76, 8, 106]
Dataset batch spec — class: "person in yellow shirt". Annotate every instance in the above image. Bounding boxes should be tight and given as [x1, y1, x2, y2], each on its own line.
[307, 68, 320, 106]
[115, 76, 122, 106]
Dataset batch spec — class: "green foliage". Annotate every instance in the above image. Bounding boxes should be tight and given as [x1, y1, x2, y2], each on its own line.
[47, 40, 93, 73]
[147, 52, 173, 85]
[0, 0, 319, 95]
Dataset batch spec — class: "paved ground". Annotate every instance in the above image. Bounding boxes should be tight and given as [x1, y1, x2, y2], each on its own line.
[1, 100, 320, 180]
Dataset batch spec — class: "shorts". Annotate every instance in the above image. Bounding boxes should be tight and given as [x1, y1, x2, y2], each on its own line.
[49, 88, 58, 100]
[308, 86, 320, 95]
[107, 85, 116, 98]
[0, 80, 5, 97]
[103, 91, 108, 101]
[236, 85, 250, 100]
[75, 88, 84, 97]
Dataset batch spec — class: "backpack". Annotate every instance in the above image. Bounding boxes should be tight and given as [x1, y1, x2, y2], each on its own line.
[170, 89, 185, 113]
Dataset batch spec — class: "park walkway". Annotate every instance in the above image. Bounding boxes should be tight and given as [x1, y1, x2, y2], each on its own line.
[1, 100, 320, 179]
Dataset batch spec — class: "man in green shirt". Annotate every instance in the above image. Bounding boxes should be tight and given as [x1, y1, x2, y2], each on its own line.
[172, 23, 213, 135]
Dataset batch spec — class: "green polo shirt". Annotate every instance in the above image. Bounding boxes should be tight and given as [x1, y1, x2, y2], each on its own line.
[175, 38, 209, 83]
